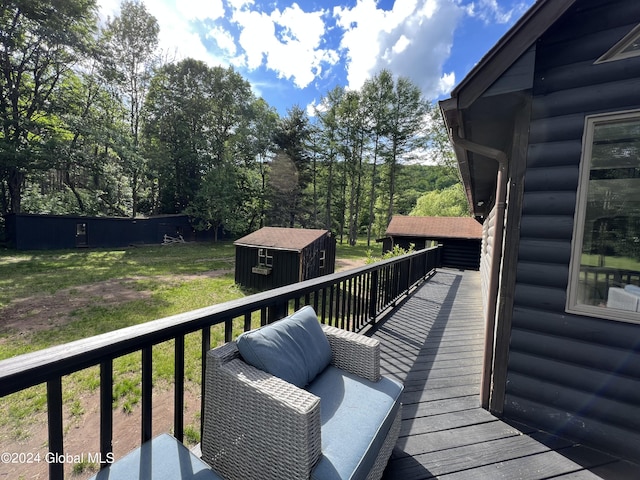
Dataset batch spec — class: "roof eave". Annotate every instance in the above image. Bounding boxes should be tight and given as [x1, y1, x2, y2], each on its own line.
[451, 0, 576, 110]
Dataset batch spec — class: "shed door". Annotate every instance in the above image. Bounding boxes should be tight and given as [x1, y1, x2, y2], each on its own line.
[76, 223, 88, 247]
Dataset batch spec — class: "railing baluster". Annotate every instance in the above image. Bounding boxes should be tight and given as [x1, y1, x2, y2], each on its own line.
[329, 285, 335, 326]
[174, 335, 185, 442]
[141, 346, 153, 444]
[200, 325, 211, 443]
[369, 270, 378, 322]
[341, 280, 348, 330]
[244, 312, 252, 332]
[47, 378, 64, 480]
[224, 318, 233, 343]
[321, 287, 327, 323]
[346, 278, 352, 331]
[100, 360, 113, 468]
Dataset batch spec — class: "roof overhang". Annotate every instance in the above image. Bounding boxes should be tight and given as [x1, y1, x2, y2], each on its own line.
[451, 0, 576, 110]
[441, 0, 577, 217]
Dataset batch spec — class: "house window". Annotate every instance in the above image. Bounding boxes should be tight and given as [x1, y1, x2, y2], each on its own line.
[319, 250, 326, 270]
[258, 248, 273, 267]
[596, 24, 640, 64]
[567, 110, 640, 322]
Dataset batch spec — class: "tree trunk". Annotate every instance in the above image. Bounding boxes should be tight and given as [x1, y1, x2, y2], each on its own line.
[8, 168, 24, 214]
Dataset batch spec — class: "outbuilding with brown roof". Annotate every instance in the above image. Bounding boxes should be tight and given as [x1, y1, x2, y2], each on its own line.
[234, 227, 336, 290]
[383, 216, 482, 270]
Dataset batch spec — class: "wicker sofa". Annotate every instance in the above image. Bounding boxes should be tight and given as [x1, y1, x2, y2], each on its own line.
[201, 306, 403, 480]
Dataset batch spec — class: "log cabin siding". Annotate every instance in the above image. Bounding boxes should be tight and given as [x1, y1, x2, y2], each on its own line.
[503, 0, 640, 461]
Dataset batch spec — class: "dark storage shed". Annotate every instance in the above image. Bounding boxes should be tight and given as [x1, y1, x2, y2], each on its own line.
[234, 227, 336, 291]
[5, 213, 200, 250]
[440, 0, 640, 463]
[383, 216, 482, 270]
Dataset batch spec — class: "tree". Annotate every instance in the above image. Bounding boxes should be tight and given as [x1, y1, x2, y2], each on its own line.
[385, 76, 429, 225]
[144, 59, 215, 212]
[0, 0, 98, 214]
[269, 106, 311, 227]
[410, 183, 470, 217]
[361, 70, 394, 245]
[241, 98, 279, 229]
[314, 87, 344, 232]
[103, 0, 159, 216]
[186, 162, 241, 242]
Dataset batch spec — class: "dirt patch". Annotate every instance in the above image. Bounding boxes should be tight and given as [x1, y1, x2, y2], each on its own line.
[335, 258, 367, 272]
[0, 270, 232, 339]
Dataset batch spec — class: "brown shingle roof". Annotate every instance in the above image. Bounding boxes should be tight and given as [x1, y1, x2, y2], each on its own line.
[234, 227, 330, 252]
[385, 216, 482, 240]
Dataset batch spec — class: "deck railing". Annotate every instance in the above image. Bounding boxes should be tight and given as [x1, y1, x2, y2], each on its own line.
[0, 246, 441, 479]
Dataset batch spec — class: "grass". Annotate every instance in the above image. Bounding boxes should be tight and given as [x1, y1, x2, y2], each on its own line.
[0, 240, 372, 443]
[0, 242, 236, 309]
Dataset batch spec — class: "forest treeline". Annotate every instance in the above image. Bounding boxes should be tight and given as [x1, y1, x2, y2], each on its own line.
[0, 0, 467, 245]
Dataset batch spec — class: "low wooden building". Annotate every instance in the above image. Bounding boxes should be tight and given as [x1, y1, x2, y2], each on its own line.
[4, 213, 205, 250]
[383, 216, 482, 270]
[234, 227, 336, 291]
[441, 0, 640, 462]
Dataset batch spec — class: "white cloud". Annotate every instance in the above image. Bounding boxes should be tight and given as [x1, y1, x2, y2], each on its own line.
[208, 26, 237, 56]
[98, 0, 228, 66]
[466, 0, 531, 25]
[334, 0, 464, 98]
[231, 3, 338, 89]
[176, 0, 224, 21]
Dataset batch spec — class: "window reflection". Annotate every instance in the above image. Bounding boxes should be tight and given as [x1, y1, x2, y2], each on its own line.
[578, 116, 640, 312]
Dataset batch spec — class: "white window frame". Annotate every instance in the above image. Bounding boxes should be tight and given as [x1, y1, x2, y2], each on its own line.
[258, 248, 273, 267]
[567, 109, 640, 323]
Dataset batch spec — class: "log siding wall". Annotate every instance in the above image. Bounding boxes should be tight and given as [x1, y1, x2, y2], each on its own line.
[503, 0, 640, 461]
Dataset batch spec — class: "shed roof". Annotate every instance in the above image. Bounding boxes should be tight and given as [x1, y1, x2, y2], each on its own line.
[385, 216, 482, 240]
[234, 227, 330, 252]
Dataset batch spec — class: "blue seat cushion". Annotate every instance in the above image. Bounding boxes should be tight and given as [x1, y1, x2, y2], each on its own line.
[307, 366, 403, 480]
[89, 433, 224, 480]
[237, 306, 333, 388]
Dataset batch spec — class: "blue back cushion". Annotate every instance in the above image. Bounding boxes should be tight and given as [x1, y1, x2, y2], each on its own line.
[236, 306, 333, 387]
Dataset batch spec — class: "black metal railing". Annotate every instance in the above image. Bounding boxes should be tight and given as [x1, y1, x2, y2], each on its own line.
[0, 246, 441, 479]
[579, 265, 640, 304]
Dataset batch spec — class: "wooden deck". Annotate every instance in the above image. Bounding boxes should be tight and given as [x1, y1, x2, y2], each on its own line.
[374, 269, 640, 480]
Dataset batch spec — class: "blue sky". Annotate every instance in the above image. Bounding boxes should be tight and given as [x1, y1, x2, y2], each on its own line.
[98, 0, 534, 115]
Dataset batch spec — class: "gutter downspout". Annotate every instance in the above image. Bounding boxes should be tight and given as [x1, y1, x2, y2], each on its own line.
[450, 127, 508, 410]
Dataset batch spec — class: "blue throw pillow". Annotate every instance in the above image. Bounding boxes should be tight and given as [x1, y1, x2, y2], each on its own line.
[236, 306, 333, 388]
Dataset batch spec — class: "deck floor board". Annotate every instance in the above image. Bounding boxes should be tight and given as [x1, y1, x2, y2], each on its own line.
[375, 269, 640, 480]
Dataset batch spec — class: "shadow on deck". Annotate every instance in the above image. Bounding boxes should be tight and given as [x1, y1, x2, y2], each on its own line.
[373, 269, 640, 480]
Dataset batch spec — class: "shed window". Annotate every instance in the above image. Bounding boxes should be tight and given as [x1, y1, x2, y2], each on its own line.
[567, 111, 640, 322]
[319, 250, 326, 270]
[258, 248, 273, 267]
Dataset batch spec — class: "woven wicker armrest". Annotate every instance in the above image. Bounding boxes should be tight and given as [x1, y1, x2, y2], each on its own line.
[202, 346, 322, 480]
[321, 324, 381, 382]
